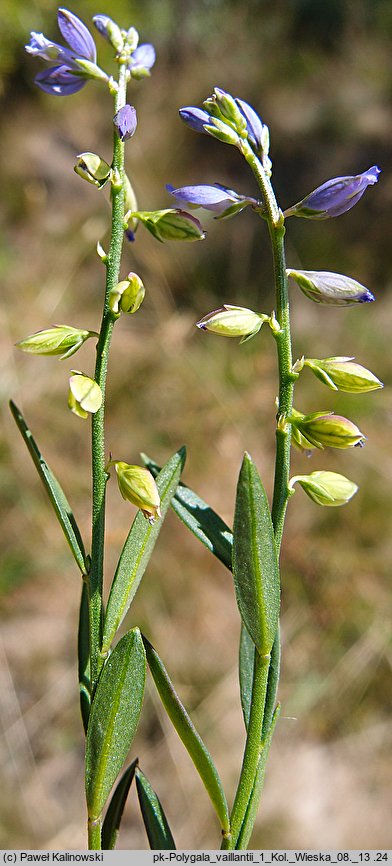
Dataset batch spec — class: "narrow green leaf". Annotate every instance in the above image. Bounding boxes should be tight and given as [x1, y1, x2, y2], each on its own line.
[233, 452, 280, 656]
[239, 623, 254, 730]
[78, 581, 91, 733]
[85, 628, 146, 819]
[142, 635, 230, 832]
[9, 400, 87, 574]
[142, 454, 233, 571]
[135, 767, 176, 850]
[239, 624, 280, 734]
[102, 759, 137, 850]
[262, 627, 281, 740]
[102, 448, 186, 653]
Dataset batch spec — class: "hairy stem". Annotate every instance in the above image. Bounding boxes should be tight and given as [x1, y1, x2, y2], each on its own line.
[221, 651, 270, 849]
[88, 65, 128, 695]
[87, 817, 102, 850]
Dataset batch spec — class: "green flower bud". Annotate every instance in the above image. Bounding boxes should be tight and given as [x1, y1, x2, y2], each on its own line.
[196, 305, 268, 342]
[125, 27, 139, 51]
[68, 372, 102, 419]
[133, 209, 205, 242]
[111, 461, 161, 522]
[108, 273, 145, 314]
[289, 471, 358, 506]
[74, 152, 111, 188]
[204, 117, 241, 146]
[16, 325, 97, 360]
[72, 58, 109, 83]
[289, 408, 366, 450]
[304, 357, 383, 393]
[124, 175, 138, 237]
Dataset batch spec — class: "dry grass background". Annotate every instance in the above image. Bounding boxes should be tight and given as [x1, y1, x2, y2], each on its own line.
[1, 0, 392, 849]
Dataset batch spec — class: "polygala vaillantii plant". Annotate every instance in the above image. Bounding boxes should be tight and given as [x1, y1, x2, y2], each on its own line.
[12, 7, 383, 851]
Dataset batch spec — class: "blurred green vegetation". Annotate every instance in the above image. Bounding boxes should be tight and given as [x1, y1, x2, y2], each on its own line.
[1, 0, 391, 850]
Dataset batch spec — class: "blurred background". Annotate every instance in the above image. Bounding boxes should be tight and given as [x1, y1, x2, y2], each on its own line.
[1, 0, 392, 850]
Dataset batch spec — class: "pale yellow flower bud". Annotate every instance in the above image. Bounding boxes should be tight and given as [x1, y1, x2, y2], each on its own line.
[290, 409, 366, 450]
[16, 325, 97, 360]
[108, 273, 145, 314]
[111, 462, 161, 522]
[304, 357, 383, 393]
[68, 373, 102, 419]
[74, 152, 111, 188]
[289, 471, 358, 506]
[196, 305, 267, 342]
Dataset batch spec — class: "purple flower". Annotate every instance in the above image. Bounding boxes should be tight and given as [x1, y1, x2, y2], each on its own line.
[284, 166, 381, 220]
[235, 98, 266, 154]
[129, 44, 156, 77]
[35, 64, 86, 96]
[26, 8, 98, 96]
[167, 183, 257, 218]
[57, 8, 96, 60]
[113, 105, 137, 141]
[179, 107, 211, 134]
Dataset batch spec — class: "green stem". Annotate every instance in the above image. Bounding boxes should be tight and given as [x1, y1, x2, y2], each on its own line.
[88, 817, 102, 850]
[226, 143, 296, 848]
[88, 64, 128, 695]
[221, 651, 270, 849]
[236, 705, 281, 850]
[269, 223, 296, 548]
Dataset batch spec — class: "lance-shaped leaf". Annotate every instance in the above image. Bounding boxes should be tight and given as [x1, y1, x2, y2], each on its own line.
[85, 628, 146, 820]
[78, 581, 91, 733]
[135, 767, 176, 850]
[142, 636, 230, 833]
[239, 623, 280, 734]
[261, 627, 281, 740]
[142, 454, 233, 571]
[233, 453, 280, 655]
[9, 400, 87, 573]
[239, 623, 255, 730]
[102, 449, 186, 653]
[102, 759, 137, 850]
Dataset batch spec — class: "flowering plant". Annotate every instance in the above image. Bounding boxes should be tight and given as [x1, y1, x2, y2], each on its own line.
[11, 10, 383, 852]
